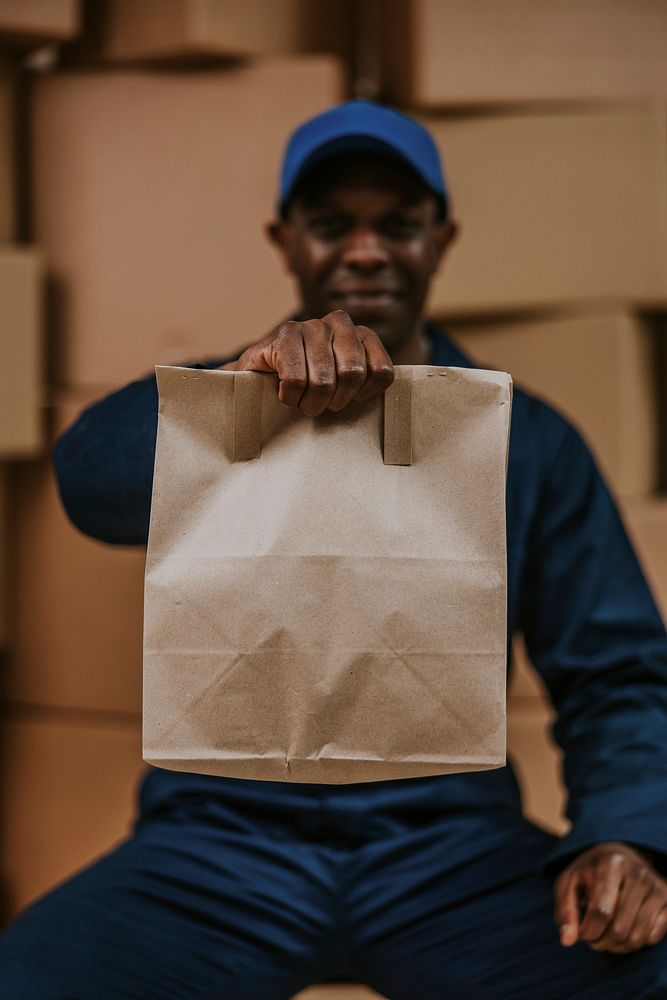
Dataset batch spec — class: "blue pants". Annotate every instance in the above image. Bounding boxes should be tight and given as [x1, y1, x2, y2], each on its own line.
[0, 788, 665, 999]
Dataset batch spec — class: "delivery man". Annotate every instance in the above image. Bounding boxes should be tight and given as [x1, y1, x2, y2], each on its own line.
[1, 101, 666, 1000]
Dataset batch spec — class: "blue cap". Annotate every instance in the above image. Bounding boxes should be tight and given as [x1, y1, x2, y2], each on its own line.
[279, 99, 449, 218]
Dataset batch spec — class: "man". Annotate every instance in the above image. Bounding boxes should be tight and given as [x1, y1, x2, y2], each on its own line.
[1, 100, 666, 999]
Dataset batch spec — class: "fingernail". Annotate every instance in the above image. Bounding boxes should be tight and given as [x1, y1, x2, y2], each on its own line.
[560, 925, 575, 946]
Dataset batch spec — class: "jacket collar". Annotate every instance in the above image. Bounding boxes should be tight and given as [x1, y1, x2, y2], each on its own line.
[424, 321, 472, 369]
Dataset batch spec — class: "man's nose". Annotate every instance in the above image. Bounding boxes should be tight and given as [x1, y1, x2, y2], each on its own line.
[340, 225, 390, 271]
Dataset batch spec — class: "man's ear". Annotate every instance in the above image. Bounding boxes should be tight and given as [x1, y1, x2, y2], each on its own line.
[265, 219, 295, 274]
[430, 219, 459, 274]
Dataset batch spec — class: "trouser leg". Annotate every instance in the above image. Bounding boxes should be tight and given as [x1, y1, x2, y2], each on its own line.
[0, 797, 343, 1000]
[344, 814, 667, 999]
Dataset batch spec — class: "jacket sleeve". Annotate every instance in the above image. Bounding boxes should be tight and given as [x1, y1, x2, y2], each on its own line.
[53, 357, 231, 546]
[519, 419, 667, 878]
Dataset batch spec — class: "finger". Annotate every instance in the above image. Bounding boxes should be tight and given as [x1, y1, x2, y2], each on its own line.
[622, 893, 666, 953]
[271, 324, 308, 407]
[300, 319, 337, 417]
[577, 856, 624, 943]
[326, 311, 367, 412]
[588, 870, 653, 952]
[234, 321, 308, 407]
[353, 325, 394, 404]
[554, 869, 582, 947]
[647, 904, 667, 947]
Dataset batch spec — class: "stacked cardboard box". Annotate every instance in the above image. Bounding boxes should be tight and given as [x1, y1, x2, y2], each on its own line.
[0, 249, 43, 646]
[0, 61, 16, 242]
[0, 248, 44, 457]
[0, 0, 80, 45]
[0, 53, 45, 646]
[448, 312, 658, 498]
[0, 464, 6, 647]
[381, 0, 667, 108]
[78, 0, 352, 63]
[426, 109, 667, 315]
[0, 709, 143, 914]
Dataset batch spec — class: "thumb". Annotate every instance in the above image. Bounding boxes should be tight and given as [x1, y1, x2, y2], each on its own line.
[554, 869, 582, 947]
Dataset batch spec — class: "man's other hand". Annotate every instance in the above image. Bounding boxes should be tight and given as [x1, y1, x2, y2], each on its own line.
[554, 842, 667, 953]
[218, 310, 394, 417]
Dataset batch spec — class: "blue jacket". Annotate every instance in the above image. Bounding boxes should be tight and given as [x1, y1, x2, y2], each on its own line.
[53, 324, 667, 877]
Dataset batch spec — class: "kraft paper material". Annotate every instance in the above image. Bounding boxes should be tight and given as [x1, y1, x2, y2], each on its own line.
[143, 364, 512, 783]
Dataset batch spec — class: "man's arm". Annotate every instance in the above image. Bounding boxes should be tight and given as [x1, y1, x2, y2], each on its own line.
[519, 414, 667, 950]
[53, 356, 229, 545]
[54, 312, 394, 545]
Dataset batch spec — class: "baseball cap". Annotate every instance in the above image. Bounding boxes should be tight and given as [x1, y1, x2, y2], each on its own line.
[278, 99, 449, 219]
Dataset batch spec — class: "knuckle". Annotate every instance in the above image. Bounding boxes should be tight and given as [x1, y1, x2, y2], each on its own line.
[280, 375, 306, 391]
[304, 318, 330, 338]
[280, 357, 305, 372]
[326, 309, 353, 323]
[356, 323, 380, 339]
[336, 364, 366, 385]
[609, 923, 628, 944]
[275, 320, 300, 340]
[373, 364, 395, 386]
[309, 376, 336, 394]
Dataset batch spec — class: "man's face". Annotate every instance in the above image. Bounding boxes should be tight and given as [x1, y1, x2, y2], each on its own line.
[267, 155, 456, 352]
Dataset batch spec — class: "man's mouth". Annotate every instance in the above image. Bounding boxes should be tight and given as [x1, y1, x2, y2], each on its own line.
[329, 288, 403, 312]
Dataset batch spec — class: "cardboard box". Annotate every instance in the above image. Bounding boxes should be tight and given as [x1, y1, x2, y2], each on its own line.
[82, 0, 352, 62]
[4, 393, 145, 713]
[30, 58, 342, 388]
[0, 61, 16, 241]
[620, 498, 667, 622]
[0, 464, 7, 647]
[449, 312, 658, 497]
[381, 0, 667, 108]
[0, 0, 79, 43]
[426, 110, 667, 314]
[0, 710, 143, 916]
[0, 247, 44, 457]
[507, 701, 567, 836]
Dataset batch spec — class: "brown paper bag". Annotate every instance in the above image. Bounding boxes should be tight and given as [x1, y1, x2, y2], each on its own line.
[143, 364, 512, 783]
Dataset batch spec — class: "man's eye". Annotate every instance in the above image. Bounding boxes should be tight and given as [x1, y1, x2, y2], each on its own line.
[308, 216, 348, 239]
[382, 216, 423, 239]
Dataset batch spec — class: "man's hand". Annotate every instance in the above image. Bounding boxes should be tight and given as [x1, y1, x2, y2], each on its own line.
[219, 310, 394, 417]
[554, 842, 667, 953]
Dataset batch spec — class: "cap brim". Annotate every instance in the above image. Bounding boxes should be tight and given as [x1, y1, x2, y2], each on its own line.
[280, 134, 447, 217]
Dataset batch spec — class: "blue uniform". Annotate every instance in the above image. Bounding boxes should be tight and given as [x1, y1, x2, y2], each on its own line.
[1, 324, 666, 999]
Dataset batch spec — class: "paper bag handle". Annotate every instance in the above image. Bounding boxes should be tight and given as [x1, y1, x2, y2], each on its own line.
[383, 368, 413, 466]
[231, 372, 263, 462]
[230, 368, 413, 466]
